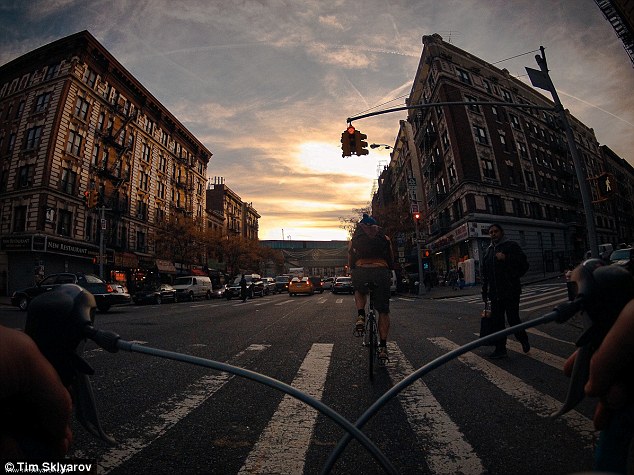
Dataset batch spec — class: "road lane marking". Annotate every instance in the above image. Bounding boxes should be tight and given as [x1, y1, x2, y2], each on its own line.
[429, 337, 595, 447]
[275, 299, 294, 306]
[472, 333, 570, 369]
[239, 343, 333, 475]
[526, 327, 575, 345]
[72, 344, 269, 473]
[385, 342, 484, 475]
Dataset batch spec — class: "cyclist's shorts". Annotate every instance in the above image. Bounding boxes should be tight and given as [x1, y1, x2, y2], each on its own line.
[351, 267, 391, 313]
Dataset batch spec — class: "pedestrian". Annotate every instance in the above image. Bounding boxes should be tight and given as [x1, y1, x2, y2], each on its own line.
[481, 223, 531, 358]
[457, 267, 465, 290]
[240, 274, 248, 302]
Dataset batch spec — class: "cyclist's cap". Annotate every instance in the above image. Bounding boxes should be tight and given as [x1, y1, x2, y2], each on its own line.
[360, 213, 377, 225]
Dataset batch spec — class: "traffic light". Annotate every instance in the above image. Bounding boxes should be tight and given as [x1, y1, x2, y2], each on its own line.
[422, 249, 431, 258]
[341, 125, 356, 157]
[354, 130, 368, 155]
[413, 211, 421, 222]
[84, 190, 98, 208]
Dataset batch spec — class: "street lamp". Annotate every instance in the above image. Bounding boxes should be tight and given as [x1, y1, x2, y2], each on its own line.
[370, 143, 392, 150]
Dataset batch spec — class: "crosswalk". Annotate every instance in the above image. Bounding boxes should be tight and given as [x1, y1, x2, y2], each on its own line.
[436, 283, 570, 314]
[74, 327, 594, 474]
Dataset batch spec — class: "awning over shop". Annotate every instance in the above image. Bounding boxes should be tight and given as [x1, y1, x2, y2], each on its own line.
[190, 267, 207, 276]
[156, 259, 177, 273]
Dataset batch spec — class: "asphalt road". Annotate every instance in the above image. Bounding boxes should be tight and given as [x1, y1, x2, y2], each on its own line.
[0, 282, 596, 474]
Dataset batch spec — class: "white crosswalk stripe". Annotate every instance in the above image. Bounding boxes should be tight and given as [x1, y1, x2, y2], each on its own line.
[74, 326, 593, 473]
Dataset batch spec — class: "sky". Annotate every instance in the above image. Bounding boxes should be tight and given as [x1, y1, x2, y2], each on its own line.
[1, 0, 633, 241]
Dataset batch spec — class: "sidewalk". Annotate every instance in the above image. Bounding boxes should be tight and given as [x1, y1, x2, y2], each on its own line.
[403, 271, 565, 300]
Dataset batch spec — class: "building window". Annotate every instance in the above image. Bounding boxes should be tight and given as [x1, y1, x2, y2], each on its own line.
[482, 158, 496, 179]
[6, 134, 16, 154]
[44, 64, 60, 81]
[456, 68, 472, 85]
[518, 142, 529, 159]
[17, 165, 33, 188]
[60, 168, 77, 194]
[524, 170, 536, 188]
[24, 126, 42, 150]
[136, 231, 146, 252]
[66, 130, 83, 157]
[13, 205, 27, 232]
[483, 79, 492, 94]
[159, 154, 167, 173]
[74, 96, 90, 121]
[486, 194, 503, 215]
[136, 200, 148, 220]
[16, 100, 25, 119]
[499, 134, 509, 152]
[139, 171, 150, 191]
[57, 209, 72, 236]
[158, 182, 165, 199]
[501, 88, 513, 103]
[465, 95, 480, 113]
[34, 93, 51, 113]
[84, 68, 97, 88]
[510, 114, 521, 130]
[142, 143, 151, 162]
[474, 125, 488, 145]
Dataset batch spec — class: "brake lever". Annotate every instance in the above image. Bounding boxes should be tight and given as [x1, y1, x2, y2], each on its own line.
[552, 260, 634, 418]
[25, 284, 116, 445]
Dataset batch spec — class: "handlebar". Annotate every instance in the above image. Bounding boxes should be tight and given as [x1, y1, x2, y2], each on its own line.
[21, 258, 634, 473]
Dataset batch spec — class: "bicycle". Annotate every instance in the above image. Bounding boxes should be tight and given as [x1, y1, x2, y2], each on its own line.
[353, 281, 387, 380]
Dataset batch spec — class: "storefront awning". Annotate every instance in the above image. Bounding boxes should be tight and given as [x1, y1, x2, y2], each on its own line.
[156, 259, 177, 273]
[190, 268, 207, 276]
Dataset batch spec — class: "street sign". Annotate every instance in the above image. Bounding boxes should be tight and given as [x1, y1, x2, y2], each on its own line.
[398, 257, 406, 263]
[410, 203, 419, 213]
[101, 219, 107, 230]
[407, 177, 416, 188]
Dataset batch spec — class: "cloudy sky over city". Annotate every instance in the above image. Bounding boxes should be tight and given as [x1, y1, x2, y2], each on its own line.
[1, 0, 633, 240]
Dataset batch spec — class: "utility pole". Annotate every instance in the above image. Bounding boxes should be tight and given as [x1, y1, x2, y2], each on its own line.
[98, 205, 111, 280]
[528, 47, 599, 258]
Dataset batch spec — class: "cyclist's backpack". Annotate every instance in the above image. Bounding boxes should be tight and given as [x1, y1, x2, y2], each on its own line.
[351, 225, 391, 262]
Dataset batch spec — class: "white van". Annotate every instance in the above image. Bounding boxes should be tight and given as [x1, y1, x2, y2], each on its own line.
[172, 275, 212, 301]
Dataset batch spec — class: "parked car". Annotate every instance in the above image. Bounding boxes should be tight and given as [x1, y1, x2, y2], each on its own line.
[133, 283, 177, 305]
[609, 247, 634, 274]
[332, 276, 354, 294]
[321, 277, 334, 290]
[260, 277, 277, 295]
[210, 283, 227, 299]
[226, 274, 263, 299]
[172, 275, 213, 301]
[275, 275, 292, 293]
[11, 272, 130, 312]
[308, 276, 324, 294]
[288, 277, 314, 296]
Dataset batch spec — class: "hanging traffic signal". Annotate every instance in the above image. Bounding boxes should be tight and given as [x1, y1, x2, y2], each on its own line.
[83, 190, 90, 207]
[89, 190, 99, 208]
[355, 130, 369, 155]
[422, 249, 431, 258]
[413, 212, 421, 221]
[341, 125, 356, 157]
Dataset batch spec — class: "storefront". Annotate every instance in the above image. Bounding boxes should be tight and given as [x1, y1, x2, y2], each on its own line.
[1, 234, 100, 293]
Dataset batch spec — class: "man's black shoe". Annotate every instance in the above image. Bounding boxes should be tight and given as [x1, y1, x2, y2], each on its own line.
[521, 340, 530, 353]
[487, 350, 508, 360]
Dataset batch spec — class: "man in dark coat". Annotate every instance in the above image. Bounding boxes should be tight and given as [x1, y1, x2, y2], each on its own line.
[481, 223, 530, 358]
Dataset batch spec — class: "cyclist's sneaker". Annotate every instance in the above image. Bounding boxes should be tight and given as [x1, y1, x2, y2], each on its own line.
[355, 316, 365, 332]
[378, 345, 388, 361]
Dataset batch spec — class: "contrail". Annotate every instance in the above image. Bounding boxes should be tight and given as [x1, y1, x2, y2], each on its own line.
[559, 90, 634, 128]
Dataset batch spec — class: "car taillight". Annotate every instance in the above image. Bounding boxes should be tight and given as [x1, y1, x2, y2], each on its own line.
[106, 284, 114, 293]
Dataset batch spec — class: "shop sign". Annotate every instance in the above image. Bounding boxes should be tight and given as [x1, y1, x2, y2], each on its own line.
[468, 222, 493, 238]
[115, 252, 139, 268]
[46, 238, 97, 259]
[0, 236, 32, 251]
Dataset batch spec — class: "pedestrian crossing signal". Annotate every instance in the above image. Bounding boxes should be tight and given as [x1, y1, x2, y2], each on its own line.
[596, 172, 615, 198]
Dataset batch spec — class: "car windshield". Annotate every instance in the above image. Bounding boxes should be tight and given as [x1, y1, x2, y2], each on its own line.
[233, 276, 252, 284]
[84, 274, 105, 284]
[276, 276, 290, 282]
[337, 277, 351, 283]
[610, 249, 631, 260]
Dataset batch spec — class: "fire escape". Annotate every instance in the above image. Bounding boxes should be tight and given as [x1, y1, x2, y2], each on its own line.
[595, 0, 634, 66]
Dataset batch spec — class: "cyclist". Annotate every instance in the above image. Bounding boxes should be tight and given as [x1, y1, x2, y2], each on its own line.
[348, 214, 395, 360]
